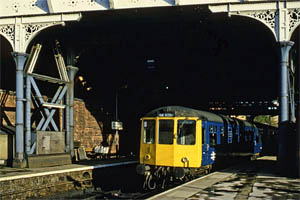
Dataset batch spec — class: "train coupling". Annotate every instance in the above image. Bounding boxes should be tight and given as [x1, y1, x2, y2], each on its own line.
[136, 164, 151, 176]
[173, 167, 189, 180]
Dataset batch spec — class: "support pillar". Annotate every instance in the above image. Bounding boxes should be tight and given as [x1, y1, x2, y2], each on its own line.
[25, 75, 31, 154]
[296, 28, 300, 178]
[12, 52, 28, 168]
[297, 98, 300, 178]
[278, 41, 294, 173]
[67, 66, 78, 157]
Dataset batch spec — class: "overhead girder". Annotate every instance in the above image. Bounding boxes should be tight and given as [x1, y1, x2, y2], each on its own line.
[0, 13, 81, 53]
[0, 0, 285, 18]
[209, 1, 300, 42]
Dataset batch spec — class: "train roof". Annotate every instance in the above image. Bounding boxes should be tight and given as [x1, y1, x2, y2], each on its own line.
[220, 115, 254, 127]
[237, 119, 256, 128]
[143, 106, 224, 123]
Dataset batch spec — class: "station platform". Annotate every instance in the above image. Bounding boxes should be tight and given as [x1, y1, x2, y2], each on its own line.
[0, 156, 138, 199]
[148, 156, 300, 200]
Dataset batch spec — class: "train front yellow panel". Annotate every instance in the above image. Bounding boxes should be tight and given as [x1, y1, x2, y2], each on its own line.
[173, 118, 201, 168]
[155, 144, 174, 166]
[139, 143, 156, 165]
[139, 117, 202, 168]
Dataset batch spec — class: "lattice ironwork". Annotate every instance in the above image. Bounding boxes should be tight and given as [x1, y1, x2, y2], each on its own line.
[0, 25, 15, 43]
[24, 23, 53, 42]
[289, 9, 300, 32]
[249, 10, 277, 30]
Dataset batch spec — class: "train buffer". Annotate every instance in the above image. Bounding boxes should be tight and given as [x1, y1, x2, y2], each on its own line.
[148, 156, 300, 200]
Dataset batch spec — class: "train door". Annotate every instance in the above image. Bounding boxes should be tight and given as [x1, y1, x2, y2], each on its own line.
[140, 118, 157, 165]
[173, 118, 200, 168]
[201, 121, 215, 166]
[156, 118, 175, 167]
[253, 128, 262, 154]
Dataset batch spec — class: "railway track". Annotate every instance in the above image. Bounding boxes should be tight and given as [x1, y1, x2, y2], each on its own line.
[40, 156, 251, 199]
[78, 181, 188, 199]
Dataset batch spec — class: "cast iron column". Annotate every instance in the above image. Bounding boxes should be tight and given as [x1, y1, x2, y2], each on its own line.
[278, 41, 294, 173]
[67, 66, 78, 157]
[25, 75, 31, 154]
[297, 29, 300, 177]
[12, 52, 28, 167]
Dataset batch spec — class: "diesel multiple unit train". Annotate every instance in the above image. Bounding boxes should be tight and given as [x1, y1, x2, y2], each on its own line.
[136, 106, 263, 190]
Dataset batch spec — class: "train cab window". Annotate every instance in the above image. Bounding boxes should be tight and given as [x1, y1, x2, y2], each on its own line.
[177, 120, 196, 145]
[143, 120, 155, 144]
[158, 120, 174, 144]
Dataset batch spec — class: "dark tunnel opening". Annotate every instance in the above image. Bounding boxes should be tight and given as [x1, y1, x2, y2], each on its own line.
[1, 6, 298, 155]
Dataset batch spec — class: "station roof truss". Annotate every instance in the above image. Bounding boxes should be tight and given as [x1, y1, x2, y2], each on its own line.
[25, 43, 69, 131]
[22, 42, 72, 154]
[0, 1, 298, 53]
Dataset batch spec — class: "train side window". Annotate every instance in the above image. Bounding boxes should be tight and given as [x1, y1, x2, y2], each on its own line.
[256, 135, 260, 143]
[228, 127, 232, 143]
[158, 120, 174, 144]
[220, 127, 226, 144]
[209, 133, 217, 146]
[143, 120, 155, 144]
[233, 131, 238, 144]
[209, 125, 213, 133]
[249, 132, 253, 142]
[202, 128, 206, 145]
[240, 131, 245, 143]
[244, 131, 249, 142]
[213, 125, 217, 133]
[177, 120, 196, 145]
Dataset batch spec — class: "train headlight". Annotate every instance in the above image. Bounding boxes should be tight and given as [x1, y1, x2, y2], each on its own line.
[144, 154, 151, 161]
[181, 157, 189, 163]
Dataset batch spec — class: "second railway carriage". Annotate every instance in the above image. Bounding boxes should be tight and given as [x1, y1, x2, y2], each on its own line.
[136, 106, 262, 190]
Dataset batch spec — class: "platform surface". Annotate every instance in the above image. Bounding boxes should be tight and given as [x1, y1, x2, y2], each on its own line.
[148, 156, 300, 200]
[0, 156, 138, 182]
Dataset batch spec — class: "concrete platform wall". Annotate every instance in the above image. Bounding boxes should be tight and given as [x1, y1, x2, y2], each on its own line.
[0, 168, 93, 199]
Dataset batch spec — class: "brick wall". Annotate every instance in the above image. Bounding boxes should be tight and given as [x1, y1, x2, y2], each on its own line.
[0, 90, 16, 127]
[0, 90, 118, 155]
[74, 99, 103, 148]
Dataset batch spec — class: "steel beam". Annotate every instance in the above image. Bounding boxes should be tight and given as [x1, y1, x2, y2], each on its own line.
[41, 85, 67, 131]
[30, 76, 59, 131]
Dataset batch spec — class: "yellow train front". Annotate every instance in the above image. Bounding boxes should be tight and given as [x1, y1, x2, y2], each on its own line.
[136, 106, 263, 190]
[136, 106, 219, 190]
